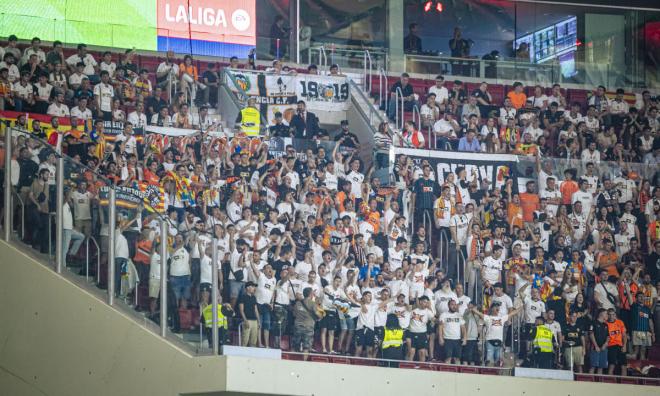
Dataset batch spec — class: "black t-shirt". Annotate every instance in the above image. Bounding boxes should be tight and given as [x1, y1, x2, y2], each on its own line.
[589, 320, 609, 346]
[472, 89, 491, 104]
[562, 322, 584, 347]
[238, 293, 258, 319]
[202, 70, 218, 84]
[390, 81, 414, 98]
[234, 164, 255, 181]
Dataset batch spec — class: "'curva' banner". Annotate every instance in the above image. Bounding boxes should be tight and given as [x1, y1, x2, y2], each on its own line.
[225, 70, 352, 125]
[392, 147, 519, 191]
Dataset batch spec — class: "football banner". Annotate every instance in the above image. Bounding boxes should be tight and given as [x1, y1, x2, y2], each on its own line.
[392, 147, 519, 191]
[98, 184, 165, 214]
[296, 74, 351, 112]
[225, 70, 351, 125]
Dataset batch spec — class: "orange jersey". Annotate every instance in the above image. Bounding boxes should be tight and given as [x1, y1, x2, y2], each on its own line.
[598, 252, 619, 278]
[507, 91, 527, 110]
[519, 193, 540, 223]
[606, 319, 626, 347]
[507, 202, 523, 229]
[560, 180, 578, 205]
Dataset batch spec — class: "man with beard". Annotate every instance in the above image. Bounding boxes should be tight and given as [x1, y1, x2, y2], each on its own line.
[438, 299, 466, 364]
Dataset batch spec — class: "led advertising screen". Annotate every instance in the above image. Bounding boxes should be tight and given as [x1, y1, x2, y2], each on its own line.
[0, 0, 255, 57]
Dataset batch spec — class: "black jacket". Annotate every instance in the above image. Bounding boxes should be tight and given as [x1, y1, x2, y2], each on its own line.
[290, 111, 319, 139]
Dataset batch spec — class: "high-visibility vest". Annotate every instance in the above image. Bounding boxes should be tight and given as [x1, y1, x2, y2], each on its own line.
[202, 304, 228, 329]
[382, 328, 404, 349]
[532, 325, 553, 353]
[240, 107, 261, 136]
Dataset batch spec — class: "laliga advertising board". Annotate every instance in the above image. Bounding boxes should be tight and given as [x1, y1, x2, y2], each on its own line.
[157, 0, 256, 57]
[0, 0, 255, 58]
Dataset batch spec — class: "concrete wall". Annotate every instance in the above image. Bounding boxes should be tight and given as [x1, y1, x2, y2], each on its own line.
[0, 240, 657, 396]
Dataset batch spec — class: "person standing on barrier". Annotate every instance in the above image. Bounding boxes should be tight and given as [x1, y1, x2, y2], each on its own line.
[382, 313, 404, 367]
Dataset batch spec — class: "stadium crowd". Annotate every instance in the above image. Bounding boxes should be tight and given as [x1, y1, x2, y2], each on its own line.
[1, 35, 659, 377]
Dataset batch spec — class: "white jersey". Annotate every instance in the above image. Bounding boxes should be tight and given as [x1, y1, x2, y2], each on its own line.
[523, 297, 546, 324]
[256, 272, 276, 305]
[484, 314, 509, 341]
[439, 311, 465, 340]
[409, 307, 433, 333]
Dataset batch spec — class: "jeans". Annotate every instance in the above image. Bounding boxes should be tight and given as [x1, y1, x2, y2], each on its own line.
[114, 257, 129, 297]
[486, 341, 503, 363]
[62, 228, 85, 264]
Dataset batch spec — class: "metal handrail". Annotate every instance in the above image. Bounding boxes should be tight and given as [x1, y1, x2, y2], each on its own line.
[412, 105, 421, 131]
[363, 50, 373, 94]
[457, 247, 466, 291]
[422, 210, 433, 257]
[318, 46, 328, 69]
[86, 236, 100, 282]
[347, 79, 381, 136]
[378, 68, 388, 114]
[438, 231, 449, 274]
[11, 191, 25, 240]
[394, 87, 404, 131]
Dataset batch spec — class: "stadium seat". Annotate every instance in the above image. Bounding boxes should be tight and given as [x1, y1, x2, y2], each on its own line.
[599, 376, 617, 383]
[642, 378, 660, 386]
[619, 377, 640, 385]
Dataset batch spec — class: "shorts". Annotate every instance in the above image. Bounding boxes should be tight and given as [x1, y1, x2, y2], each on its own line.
[427, 323, 437, 335]
[199, 282, 212, 293]
[320, 311, 339, 331]
[356, 328, 375, 347]
[563, 346, 584, 366]
[408, 332, 429, 350]
[374, 326, 385, 343]
[170, 275, 191, 301]
[590, 348, 608, 369]
[229, 280, 245, 300]
[292, 326, 314, 351]
[190, 258, 201, 287]
[148, 278, 160, 298]
[341, 316, 357, 331]
[462, 340, 479, 363]
[258, 304, 272, 331]
[632, 331, 652, 347]
[607, 345, 627, 366]
[444, 339, 462, 359]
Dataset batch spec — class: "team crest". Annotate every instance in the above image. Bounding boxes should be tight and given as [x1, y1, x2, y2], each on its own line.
[235, 74, 251, 92]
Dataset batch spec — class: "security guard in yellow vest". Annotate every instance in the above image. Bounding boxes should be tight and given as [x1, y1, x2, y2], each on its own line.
[202, 302, 233, 351]
[531, 316, 555, 369]
[235, 97, 261, 136]
[382, 314, 404, 366]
